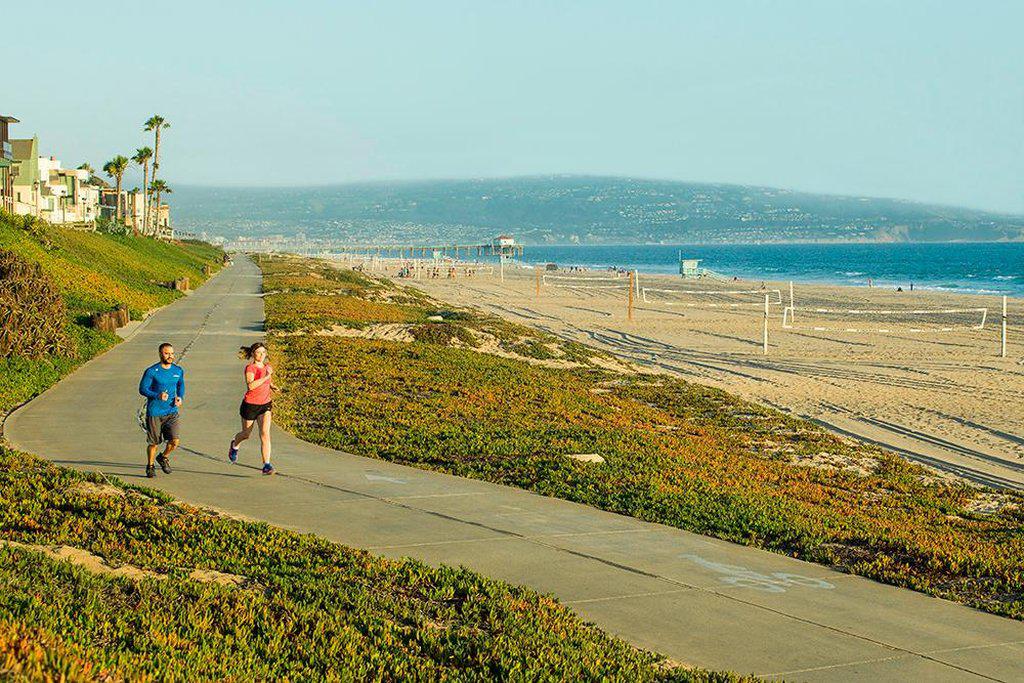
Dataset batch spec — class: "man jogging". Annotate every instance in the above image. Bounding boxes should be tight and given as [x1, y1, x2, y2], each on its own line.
[138, 342, 185, 478]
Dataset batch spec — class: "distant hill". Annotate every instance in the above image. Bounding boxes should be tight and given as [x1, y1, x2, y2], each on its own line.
[173, 176, 1024, 244]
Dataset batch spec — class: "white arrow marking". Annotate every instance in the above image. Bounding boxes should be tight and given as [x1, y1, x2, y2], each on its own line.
[364, 473, 407, 484]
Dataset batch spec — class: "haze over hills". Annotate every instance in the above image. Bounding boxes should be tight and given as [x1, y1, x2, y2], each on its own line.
[173, 176, 1024, 245]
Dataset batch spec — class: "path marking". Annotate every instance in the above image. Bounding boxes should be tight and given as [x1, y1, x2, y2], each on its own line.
[364, 472, 407, 484]
[681, 554, 835, 593]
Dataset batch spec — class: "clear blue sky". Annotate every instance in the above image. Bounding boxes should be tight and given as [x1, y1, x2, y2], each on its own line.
[7, 1, 1023, 213]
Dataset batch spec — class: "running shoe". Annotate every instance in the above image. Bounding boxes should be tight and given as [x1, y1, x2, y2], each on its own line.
[156, 453, 172, 474]
[262, 463, 275, 476]
[228, 441, 238, 464]
[146, 464, 156, 478]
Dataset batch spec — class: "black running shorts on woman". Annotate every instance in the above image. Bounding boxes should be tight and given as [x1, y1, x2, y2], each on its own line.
[240, 400, 272, 421]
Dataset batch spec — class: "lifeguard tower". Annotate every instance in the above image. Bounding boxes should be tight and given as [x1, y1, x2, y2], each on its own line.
[494, 234, 516, 255]
[679, 257, 704, 279]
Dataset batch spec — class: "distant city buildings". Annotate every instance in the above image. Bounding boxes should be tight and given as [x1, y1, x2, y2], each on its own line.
[1, 114, 172, 237]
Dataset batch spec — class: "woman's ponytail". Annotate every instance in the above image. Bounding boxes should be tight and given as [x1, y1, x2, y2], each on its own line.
[238, 342, 267, 361]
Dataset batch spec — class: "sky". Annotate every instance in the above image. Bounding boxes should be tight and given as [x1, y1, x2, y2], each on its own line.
[6, 1, 1023, 213]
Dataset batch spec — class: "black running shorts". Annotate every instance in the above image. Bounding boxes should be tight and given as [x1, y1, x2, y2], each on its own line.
[146, 412, 180, 446]
[240, 400, 272, 421]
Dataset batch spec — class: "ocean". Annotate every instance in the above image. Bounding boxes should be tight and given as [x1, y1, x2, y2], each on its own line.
[516, 243, 1024, 298]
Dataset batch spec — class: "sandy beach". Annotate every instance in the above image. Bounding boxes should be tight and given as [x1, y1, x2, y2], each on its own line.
[364, 259, 1024, 490]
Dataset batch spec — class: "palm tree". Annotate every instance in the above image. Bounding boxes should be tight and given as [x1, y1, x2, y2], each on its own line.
[77, 162, 94, 174]
[128, 187, 141, 233]
[132, 147, 153, 234]
[103, 155, 130, 225]
[149, 179, 172, 235]
[144, 115, 169, 227]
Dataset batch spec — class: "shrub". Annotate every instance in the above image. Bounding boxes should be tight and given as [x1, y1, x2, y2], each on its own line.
[409, 322, 480, 347]
[0, 250, 69, 359]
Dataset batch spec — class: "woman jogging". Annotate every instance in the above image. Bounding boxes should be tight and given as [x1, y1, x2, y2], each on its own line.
[228, 342, 278, 475]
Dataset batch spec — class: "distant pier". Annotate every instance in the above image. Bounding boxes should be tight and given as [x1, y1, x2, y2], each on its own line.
[333, 241, 524, 261]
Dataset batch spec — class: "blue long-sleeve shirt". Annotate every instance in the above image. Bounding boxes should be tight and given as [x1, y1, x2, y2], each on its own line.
[139, 363, 185, 417]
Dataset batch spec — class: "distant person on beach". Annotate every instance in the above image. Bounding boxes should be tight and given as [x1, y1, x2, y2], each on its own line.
[138, 343, 184, 478]
[228, 342, 278, 475]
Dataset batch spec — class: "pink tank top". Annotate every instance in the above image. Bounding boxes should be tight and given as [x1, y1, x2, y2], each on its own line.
[244, 363, 272, 405]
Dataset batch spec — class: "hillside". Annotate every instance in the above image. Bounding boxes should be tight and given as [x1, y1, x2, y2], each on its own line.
[172, 176, 1024, 244]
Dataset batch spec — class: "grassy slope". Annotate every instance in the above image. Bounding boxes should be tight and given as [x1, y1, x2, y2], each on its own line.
[0, 225, 733, 681]
[262, 255, 1024, 620]
[0, 217, 222, 416]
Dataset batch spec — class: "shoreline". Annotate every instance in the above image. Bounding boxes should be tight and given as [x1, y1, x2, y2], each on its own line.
[326, 250, 1023, 303]
[318, 240, 1024, 299]
[515, 244, 1024, 298]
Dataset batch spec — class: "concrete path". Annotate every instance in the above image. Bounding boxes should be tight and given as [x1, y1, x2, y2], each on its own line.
[6, 258, 1022, 682]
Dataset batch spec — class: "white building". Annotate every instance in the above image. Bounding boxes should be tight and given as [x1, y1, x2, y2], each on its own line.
[10, 143, 99, 227]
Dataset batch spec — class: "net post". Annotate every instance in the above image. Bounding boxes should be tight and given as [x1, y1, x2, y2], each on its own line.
[628, 271, 636, 321]
[763, 294, 769, 355]
[499, 255, 504, 283]
[535, 268, 540, 298]
[1002, 295, 1007, 358]
[789, 281, 794, 314]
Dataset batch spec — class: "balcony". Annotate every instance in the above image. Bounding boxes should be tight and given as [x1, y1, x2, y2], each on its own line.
[1, 141, 11, 160]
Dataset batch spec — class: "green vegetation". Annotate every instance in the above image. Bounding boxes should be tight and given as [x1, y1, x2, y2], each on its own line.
[261, 256, 615, 367]
[0, 227, 736, 679]
[0, 446, 731, 681]
[0, 212, 222, 321]
[264, 256, 1024, 620]
[266, 292, 427, 331]
[0, 250, 68, 359]
[0, 213, 221, 416]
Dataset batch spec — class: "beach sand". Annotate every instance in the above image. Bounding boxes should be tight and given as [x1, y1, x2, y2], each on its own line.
[372, 261, 1024, 490]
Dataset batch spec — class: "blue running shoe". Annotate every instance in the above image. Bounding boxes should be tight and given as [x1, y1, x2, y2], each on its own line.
[228, 441, 238, 463]
[262, 463, 275, 476]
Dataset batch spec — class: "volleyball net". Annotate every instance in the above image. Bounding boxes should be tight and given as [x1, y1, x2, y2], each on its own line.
[542, 273, 632, 291]
[782, 305, 989, 334]
[641, 287, 783, 308]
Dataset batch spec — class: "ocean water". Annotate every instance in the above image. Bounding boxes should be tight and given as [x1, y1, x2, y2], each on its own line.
[517, 243, 1024, 298]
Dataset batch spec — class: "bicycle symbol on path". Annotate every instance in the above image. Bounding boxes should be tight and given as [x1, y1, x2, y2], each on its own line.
[681, 554, 835, 593]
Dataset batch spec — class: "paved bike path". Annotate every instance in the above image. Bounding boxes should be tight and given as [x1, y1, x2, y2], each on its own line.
[6, 258, 1022, 682]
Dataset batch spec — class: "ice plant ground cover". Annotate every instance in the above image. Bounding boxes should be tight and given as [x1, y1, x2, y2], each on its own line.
[0, 213, 223, 322]
[262, 255, 1024, 620]
[0, 227, 738, 680]
[0, 446, 735, 681]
